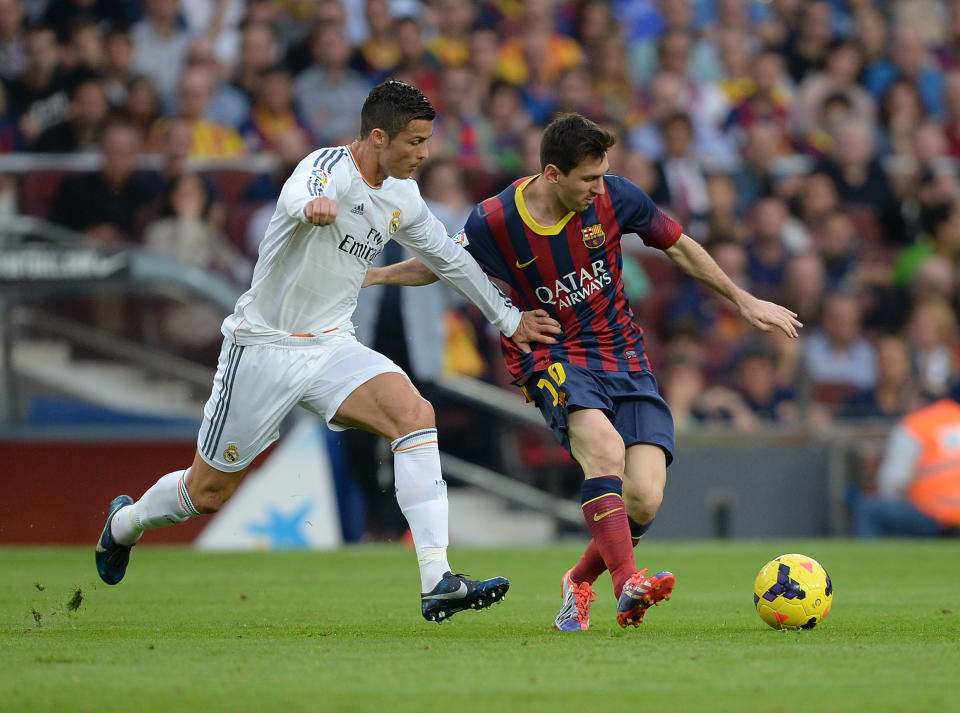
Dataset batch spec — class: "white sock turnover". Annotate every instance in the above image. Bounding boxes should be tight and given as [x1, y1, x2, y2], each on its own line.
[111, 469, 200, 545]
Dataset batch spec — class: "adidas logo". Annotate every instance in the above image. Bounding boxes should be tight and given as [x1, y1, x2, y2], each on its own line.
[351, 203, 364, 215]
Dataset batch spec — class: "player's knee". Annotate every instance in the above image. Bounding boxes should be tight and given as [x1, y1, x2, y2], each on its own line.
[605, 452, 627, 478]
[580, 440, 625, 478]
[624, 484, 663, 520]
[392, 395, 435, 437]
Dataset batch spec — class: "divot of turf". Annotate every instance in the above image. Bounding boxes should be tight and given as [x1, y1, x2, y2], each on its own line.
[66, 586, 83, 611]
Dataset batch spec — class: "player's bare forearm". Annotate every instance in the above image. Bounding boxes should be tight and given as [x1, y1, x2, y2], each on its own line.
[362, 257, 439, 288]
[361, 254, 562, 349]
[664, 234, 802, 338]
[665, 234, 742, 304]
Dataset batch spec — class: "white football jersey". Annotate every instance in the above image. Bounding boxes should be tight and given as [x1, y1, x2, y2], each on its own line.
[222, 146, 519, 345]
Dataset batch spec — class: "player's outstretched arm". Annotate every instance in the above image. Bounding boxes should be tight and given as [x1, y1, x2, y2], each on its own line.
[363, 257, 438, 287]
[664, 234, 802, 338]
[363, 257, 562, 351]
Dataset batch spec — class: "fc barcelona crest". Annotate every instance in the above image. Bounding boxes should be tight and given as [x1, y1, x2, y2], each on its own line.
[581, 223, 605, 249]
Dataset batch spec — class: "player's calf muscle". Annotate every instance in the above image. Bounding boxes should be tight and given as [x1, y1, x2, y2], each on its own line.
[189, 487, 230, 514]
[186, 454, 244, 513]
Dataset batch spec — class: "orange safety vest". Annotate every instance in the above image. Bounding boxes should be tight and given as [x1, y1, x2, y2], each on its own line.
[901, 399, 960, 527]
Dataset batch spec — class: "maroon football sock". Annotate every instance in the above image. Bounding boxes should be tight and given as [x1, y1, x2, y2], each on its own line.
[569, 538, 606, 585]
[578, 476, 636, 599]
[570, 516, 654, 587]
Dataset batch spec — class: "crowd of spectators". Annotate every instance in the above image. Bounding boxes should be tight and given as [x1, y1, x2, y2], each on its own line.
[4, 0, 960, 436]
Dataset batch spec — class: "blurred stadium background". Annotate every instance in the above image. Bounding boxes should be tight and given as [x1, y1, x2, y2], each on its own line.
[1, 0, 956, 548]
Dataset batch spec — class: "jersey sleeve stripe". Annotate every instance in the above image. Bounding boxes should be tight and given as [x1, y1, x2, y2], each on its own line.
[312, 148, 332, 167]
[321, 148, 346, 172]
[306, 148, 334, 197]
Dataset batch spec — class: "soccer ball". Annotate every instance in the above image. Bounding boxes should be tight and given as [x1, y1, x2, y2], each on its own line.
[753, 553, 833, 630]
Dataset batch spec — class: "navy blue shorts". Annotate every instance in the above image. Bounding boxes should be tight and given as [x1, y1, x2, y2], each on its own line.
[523, 364, 675, 466]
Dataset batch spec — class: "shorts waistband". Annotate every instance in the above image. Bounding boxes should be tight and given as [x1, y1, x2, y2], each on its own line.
[272, 332, 341, 347]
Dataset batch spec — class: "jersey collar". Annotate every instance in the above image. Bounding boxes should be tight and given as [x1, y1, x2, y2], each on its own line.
[347, 145, 383, 189]
[514, 175, 576, 236]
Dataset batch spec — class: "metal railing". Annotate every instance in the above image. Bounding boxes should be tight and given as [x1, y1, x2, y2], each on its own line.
[0, 215, 896, 536]
[0, 215, 240, 421]
[10, 306, 215, 388]
[0, 152, 279, 174]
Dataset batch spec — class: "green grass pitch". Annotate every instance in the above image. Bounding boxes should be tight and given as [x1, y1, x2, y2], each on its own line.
[1, 540, 958, 713]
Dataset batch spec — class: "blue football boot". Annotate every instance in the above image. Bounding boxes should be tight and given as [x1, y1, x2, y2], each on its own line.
[95, 495, 135, 585]
[421, 571, 509, 622]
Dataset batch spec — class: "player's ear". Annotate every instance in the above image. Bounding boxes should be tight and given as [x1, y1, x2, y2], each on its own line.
[543, 164, 561, 183]
[372, 128, 387, 148]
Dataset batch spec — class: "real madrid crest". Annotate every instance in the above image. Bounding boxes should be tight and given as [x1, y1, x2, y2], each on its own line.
[389, 209, 401, 234]
[581, 223, 605, 249]
[223, 443, 240, 463]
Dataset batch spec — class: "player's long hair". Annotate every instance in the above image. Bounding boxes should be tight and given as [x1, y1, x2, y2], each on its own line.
[541, 113, 616, 175]
[359, 80, 436, 139]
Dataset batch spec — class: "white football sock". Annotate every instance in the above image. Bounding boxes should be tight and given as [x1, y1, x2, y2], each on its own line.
[111, 469, 200, 545]
[391, 428, 451, 591]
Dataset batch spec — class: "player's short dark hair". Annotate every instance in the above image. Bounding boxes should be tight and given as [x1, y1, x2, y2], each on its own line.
[540, 113, 616, 175]
[359, 79, 435, 139]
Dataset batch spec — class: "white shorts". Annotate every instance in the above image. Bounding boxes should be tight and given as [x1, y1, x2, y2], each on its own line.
[197, 333, 405, 472]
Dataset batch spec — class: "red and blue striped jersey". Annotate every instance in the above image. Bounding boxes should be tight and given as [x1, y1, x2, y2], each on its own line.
[459, 174, 682, 382]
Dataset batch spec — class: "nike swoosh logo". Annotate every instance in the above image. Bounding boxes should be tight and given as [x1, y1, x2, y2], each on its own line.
[422, 581, 468, 600]
[593, 507, 623, 522]
[516, 256, 538, 268]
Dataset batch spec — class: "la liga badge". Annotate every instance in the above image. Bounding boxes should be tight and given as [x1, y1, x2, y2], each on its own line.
[309, 168, 329, 194]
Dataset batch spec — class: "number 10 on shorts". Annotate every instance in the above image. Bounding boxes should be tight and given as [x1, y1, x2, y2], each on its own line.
[537, 363, 567, 406]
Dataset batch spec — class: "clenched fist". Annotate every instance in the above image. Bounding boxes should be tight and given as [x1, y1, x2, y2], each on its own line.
[304, 197, 338, 226]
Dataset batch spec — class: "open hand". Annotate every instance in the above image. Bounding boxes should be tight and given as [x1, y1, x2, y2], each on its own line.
[740, 296, 803, 338]
[510, 309, 563, 353]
